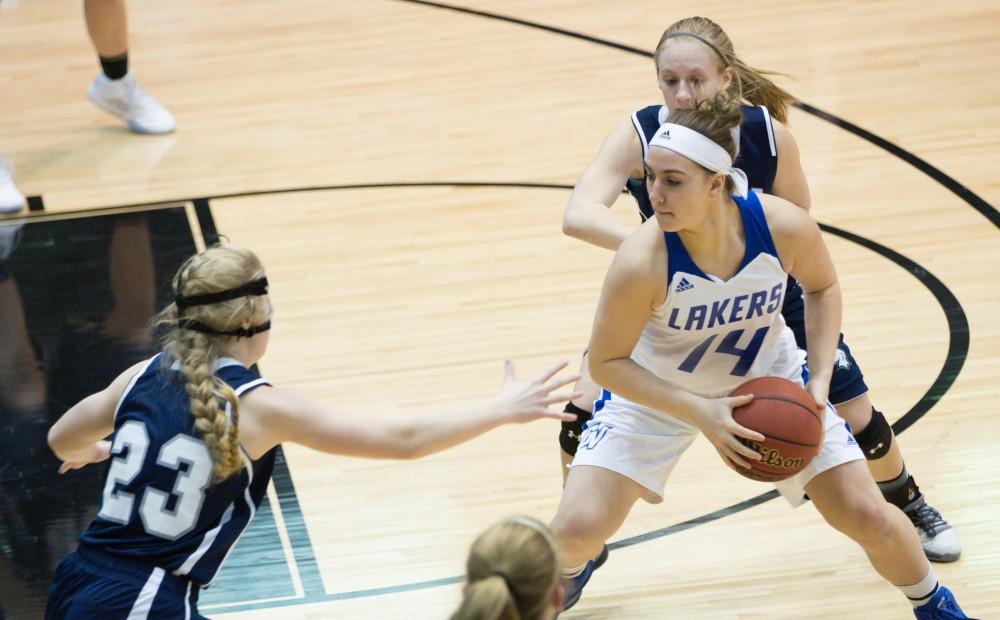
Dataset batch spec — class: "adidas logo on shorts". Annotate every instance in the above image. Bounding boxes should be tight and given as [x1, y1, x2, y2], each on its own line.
[675, 277, 694, 293]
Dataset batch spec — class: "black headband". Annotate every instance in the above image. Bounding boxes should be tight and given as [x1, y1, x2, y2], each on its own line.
[175, 276, 269, 311]
[177, 317, 271, 339]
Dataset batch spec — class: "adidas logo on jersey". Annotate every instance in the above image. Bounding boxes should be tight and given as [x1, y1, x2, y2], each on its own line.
[675, 277, 694, 293]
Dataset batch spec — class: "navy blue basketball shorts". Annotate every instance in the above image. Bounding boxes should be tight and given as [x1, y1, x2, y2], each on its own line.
[46, 545, 205, 620]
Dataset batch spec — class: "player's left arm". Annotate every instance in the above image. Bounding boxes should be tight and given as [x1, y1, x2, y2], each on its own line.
[47, 360, 145, 472]
[770, 120, 812, 212]
[762, 194, 841, 406]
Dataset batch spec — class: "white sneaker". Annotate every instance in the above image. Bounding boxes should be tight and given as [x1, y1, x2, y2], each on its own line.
[907, 501, 962, 562]
[86, 72, 176, 135]
[0, 154, 26, 213]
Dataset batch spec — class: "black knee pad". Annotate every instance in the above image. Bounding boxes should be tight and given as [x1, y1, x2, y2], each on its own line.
[853, 408, 893, 460]
[559, 402, 594, 456]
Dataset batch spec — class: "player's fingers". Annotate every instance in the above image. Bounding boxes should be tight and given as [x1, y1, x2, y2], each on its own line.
[58, 462, 72, 474]
[714, 447, 738, 472]
[541, 391, 584, 407]
[732, 437, 763, 461]
[726, 393, 754, 408]
[540, 373, 582, 393]
[726, 447, 752, 469]
[721, 445, 751, 470]
[536, 360, 571, 384]
[731, 422, 766, 443]
[551, 410, 581, 422]
[503, 360, 515, 383]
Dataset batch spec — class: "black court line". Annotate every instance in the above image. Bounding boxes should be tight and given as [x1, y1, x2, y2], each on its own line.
[819, 223, 970, 434]
[391, 0, 999, 232]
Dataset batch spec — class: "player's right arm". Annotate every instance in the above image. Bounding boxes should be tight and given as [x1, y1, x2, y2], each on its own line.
[769, 119, 812, 211]
[47, 359, 148, 472]
[238, 362, 581, 461]
[561, 117, 644, 251]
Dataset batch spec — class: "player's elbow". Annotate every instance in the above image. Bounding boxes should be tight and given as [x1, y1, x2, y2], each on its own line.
[387, 424, 426, 460]
[562, 201, 595, 240]
[587, 355, 615, 390]
[47, 425, 72, 461]
[561, 210, 585, 239]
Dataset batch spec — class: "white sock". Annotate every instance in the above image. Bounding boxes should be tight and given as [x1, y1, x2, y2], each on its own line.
[899, 567, 939, 607]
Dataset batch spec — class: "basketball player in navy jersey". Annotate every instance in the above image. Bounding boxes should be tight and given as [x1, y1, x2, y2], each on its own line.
[557, 16, 959, 562]
[43, 244, 581, 619]
[550, 96, 972, 618]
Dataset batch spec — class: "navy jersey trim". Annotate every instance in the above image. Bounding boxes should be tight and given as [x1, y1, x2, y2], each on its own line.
[113, 355, 160, 422]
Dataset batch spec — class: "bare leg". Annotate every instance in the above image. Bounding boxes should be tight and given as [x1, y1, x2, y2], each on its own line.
[84, 0, 128, 58]
[806, 460, 928, 586]
[550, 465, 644, 568]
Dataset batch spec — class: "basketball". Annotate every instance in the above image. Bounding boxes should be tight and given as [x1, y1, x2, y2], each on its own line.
[729, 377, 823, 482]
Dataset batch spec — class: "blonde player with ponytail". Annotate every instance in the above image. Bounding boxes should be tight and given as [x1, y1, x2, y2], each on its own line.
[45, 244, 581, 620]
[452, 516, 563, 620]
[557, 15, 958, 566]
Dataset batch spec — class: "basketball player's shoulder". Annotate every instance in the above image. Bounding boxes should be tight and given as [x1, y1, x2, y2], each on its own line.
[758, 192, 813, 233]
[614, 219, 666, 279]
[757, 192, 821, 257]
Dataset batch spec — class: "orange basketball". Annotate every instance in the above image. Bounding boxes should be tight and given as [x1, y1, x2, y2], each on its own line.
[729, 376, 823, 482]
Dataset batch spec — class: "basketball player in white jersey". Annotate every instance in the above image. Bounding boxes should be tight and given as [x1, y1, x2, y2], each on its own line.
[550, 96, 972, 619]
[557, 15, 959, 564]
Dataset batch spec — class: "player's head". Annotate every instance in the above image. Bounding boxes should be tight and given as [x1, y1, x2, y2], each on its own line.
[644, 93, 745, 232]
[451, 516, 563, 620]
[155, 243, 270, 481]
[655, 16, 795, 123]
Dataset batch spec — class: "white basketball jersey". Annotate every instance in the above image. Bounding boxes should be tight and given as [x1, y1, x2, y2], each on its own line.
[629, 191, 802, 398]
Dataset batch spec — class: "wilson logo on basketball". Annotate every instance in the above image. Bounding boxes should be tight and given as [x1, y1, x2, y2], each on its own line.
[743, 440, 804, 470]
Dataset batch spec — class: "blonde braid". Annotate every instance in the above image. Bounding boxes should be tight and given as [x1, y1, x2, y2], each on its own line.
[176, 329, 242, 481]
[154, 244, 265, 483]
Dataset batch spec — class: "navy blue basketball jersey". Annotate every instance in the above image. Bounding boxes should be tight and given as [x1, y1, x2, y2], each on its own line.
[78, 354, 276, 586]
[625, 103, 777, 221]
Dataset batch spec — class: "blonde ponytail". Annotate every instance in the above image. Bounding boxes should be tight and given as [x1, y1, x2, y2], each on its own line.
[452, 517, 561, 620]
[453, 575, 519, 620]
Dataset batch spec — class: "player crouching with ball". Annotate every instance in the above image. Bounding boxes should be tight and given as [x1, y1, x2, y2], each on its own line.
[548, 94, 974, 619]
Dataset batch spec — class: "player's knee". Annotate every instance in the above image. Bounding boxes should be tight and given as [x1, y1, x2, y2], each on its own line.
[550, 510, 602, 555]
[853, 408, 893, 461]
[826, 494, 895, 547]
[559, 402, 593, 456]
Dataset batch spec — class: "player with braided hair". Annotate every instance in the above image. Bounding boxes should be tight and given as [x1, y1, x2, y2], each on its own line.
[44, 244, 581, 619]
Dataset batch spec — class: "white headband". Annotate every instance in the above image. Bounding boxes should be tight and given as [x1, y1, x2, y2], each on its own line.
[648, 123, 749, 198]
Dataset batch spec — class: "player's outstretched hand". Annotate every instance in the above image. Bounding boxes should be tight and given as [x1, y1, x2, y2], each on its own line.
[493, 360, 583, 424]
[58, 440, 112, 474]
[694, 393, 765, 471]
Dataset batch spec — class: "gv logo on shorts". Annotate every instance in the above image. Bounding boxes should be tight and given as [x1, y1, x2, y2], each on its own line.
[579, 422, 613, 451]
